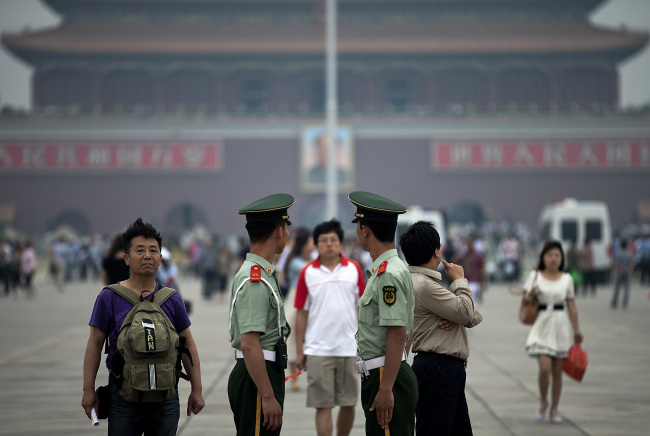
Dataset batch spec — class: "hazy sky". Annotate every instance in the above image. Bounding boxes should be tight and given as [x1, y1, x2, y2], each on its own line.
[0, 0, 649, 110]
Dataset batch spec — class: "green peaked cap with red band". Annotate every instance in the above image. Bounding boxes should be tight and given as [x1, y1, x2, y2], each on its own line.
[238, 193, 294, 224]
[348, 191, 406, 223]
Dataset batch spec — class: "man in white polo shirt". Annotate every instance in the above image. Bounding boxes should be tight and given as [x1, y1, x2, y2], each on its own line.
[294, 219, 366, 436]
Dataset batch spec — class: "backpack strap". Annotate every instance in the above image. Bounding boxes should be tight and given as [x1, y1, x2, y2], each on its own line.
[107, 284, 141, 306]
[154, 286, 178, 306]
[107, 284, 177, 307]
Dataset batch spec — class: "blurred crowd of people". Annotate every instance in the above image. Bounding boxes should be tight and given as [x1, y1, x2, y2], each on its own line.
[0, 237, 37, 298]
[1, 220, 650, 304]
[615, 232, 650, 285]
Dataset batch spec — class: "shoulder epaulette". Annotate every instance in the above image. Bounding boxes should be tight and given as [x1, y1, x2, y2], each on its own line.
[250, 265, 262, 282]
[377, 261, 388, 276]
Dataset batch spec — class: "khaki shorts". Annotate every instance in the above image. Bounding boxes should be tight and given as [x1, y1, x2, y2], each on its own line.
[306, 355, 359, 408]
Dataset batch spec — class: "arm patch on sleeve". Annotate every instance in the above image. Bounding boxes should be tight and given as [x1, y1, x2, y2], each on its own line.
[383, 286, 397, 306]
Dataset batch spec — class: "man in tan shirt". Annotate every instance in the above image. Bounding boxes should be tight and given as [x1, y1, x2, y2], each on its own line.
[399, 221, 482, 436]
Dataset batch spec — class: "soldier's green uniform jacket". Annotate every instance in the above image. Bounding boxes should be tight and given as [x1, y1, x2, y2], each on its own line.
[229, 253, 290, 351]
[349, 190, 417, 436]
[358, 248, 414, 359]
[228, 253, 290, 436]
[227, 192, 294, 436]
[358, 248, 418, 436]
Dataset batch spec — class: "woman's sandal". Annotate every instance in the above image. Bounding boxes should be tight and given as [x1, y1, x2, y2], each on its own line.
[534, 402, 547, 421]
[550, 409, 563, 424]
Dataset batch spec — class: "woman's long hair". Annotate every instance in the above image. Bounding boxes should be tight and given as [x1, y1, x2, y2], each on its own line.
[283, 228, 311, 286]
[537, 240, 565, 271]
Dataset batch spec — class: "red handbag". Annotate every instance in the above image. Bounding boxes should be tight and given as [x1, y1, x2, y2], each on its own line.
[563, 344, 588, 382]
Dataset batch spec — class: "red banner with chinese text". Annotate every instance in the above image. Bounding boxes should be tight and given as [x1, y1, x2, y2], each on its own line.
[0, 141, 223, 173]
[432, 139, 650, 171]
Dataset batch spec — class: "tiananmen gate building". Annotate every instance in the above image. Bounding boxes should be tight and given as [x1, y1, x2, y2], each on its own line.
[0, 0, 648, 236]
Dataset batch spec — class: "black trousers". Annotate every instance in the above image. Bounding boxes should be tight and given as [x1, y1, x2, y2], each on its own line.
[228, 359, 285, 436]
[412, 352, 473, 436]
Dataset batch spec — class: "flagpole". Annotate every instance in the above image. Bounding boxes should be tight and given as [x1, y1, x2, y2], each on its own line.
[325, 0, 338, 220]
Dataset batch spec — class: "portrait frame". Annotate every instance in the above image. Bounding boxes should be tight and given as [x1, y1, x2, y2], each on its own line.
[300, 125, 354, 193]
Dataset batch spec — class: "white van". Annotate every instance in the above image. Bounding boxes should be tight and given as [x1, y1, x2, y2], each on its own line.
[396, 205, 447, 260]
[538, 198, 612, 283]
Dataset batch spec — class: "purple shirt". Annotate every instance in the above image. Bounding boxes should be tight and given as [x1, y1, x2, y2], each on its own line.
[89, 282, 191, 369]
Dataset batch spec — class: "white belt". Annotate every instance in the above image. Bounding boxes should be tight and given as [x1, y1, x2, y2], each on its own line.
[358, 350, 407, 373]
[235, 349, 276, 362]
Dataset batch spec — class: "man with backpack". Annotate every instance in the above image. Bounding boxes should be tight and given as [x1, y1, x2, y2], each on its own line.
[81, 218, 204, 434]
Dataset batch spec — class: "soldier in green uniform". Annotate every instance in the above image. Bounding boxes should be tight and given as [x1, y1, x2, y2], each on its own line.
[349, 191, 418, 436]
[228, 193, 294, 436]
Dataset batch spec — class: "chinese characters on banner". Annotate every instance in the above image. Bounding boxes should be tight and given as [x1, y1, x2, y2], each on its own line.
[432, 139, 650, 171]
[0, 142, 223, 172]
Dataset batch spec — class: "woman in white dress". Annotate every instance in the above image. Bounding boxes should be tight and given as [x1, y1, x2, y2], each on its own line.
[523, 240, 583, 424]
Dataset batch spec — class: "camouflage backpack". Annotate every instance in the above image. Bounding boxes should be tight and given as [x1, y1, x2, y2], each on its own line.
[108, 284, 192, 402]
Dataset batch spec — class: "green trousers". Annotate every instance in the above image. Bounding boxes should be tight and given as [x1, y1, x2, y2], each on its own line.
[361, 361, 418, 436]
[228, 358, 285, 436]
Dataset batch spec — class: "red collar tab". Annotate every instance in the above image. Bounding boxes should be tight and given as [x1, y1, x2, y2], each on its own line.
[250, 265, 262, 282]
[377, 261, 388, 276]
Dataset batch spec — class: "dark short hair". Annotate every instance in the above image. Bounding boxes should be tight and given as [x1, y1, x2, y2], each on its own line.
[358, 218, 397, 243]
[122, 218, 162, 254]
[399, 221, 441, 266]
[537, 240, 565, 271]
[246, 220, 286, 244]
[313, 219, 344, 245]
